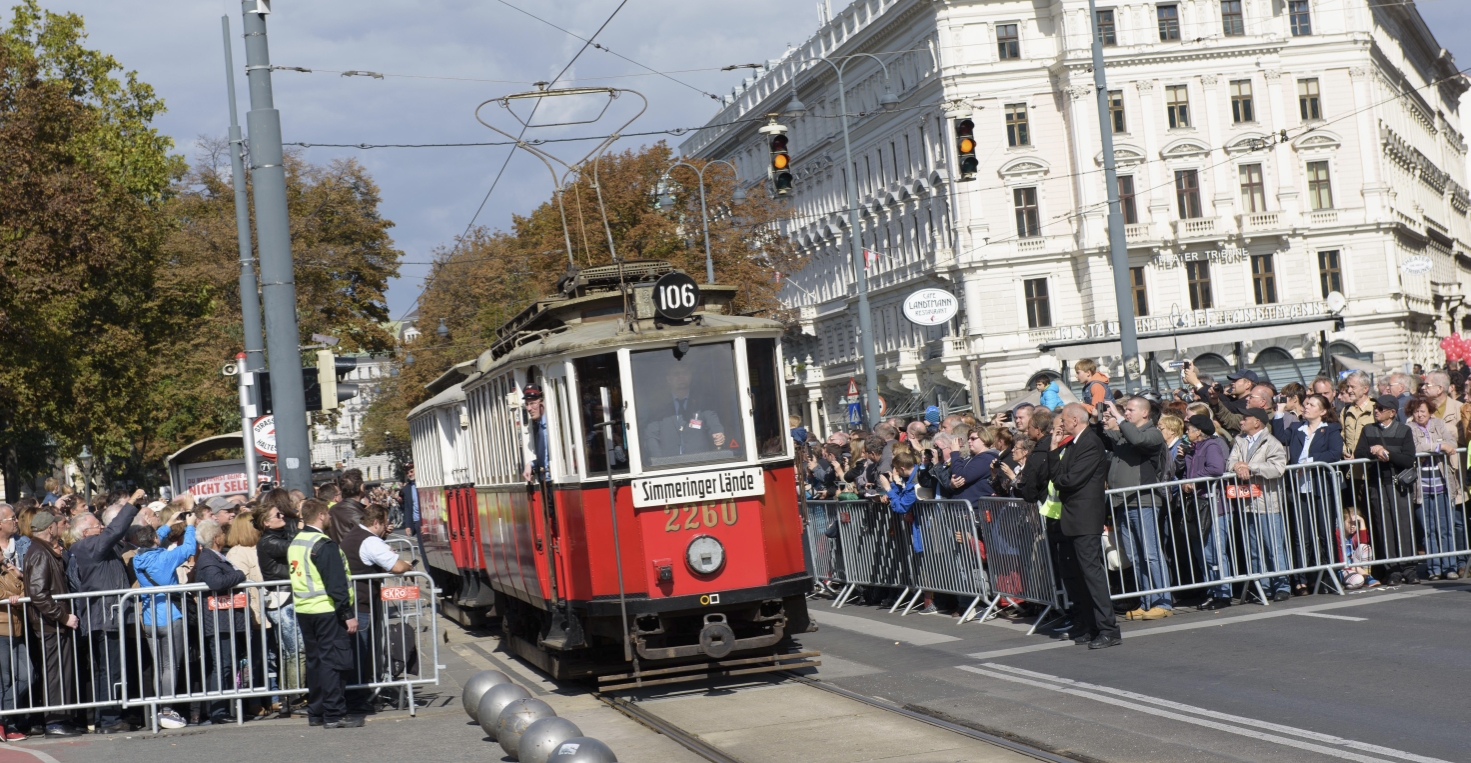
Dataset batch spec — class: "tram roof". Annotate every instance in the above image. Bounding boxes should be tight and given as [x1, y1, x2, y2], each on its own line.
[407, 382, 467, 419]
[466, 312, 782, 385]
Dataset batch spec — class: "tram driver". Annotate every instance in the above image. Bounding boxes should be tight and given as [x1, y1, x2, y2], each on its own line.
[522, 383, 550, 482]
[641, 361, 727, 461]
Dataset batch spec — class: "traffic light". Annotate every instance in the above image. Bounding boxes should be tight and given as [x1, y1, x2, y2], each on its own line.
[255, 355, 359, 415]
[955, 118, 977, 182]
[314, 350, 359, 411]
[759, 117, 792, 196]
[770, 134, 792, 195]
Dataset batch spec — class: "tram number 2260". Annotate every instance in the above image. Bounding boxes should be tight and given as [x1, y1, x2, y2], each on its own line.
[664, 503, 738, 532]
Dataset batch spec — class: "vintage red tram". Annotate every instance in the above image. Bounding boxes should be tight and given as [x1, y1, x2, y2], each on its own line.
[408, 261, 812, 678]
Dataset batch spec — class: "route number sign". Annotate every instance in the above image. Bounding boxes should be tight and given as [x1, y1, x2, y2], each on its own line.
[654, 272, 700, 320]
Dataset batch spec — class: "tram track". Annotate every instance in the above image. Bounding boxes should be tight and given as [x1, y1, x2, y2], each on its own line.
[594, 671, 1083, 763]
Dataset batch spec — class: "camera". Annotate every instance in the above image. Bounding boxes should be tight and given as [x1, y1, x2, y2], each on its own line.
[1166, 360, 1190, 371]
[1272, 395, 1287, 404]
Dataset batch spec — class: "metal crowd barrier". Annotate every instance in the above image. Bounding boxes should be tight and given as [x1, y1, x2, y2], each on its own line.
[1337, 451, 1471, 581]
[828, 500, 914, 609]
[818, 499, 994, 625]
[0, 570, 439, 733]
[900, 500, 991, 620]
[971, 496, 1060, 631]
[802, 501, 841, 596]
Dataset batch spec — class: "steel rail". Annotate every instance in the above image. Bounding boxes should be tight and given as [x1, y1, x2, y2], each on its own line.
[592, 669, 1082, 763]
[779, 672, 1084, 763]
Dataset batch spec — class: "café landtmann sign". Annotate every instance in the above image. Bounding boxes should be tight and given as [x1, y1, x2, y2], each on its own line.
[1048, 300, 1332, 343]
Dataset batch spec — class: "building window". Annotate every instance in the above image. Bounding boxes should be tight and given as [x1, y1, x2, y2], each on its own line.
[1014, 187, 1041, 238]
[1298, 78, 1321, 121]
[1318, 250, 1342, 297]
[1221, 0, 1245, 36]
[1239, 163, 1266, 213]
[1166, 85, 1190, 128]
[1131, 267, 1149, 316]
[1289, 0, 1312, 36]
[1118, 175, 1138, 224]
[1097, 9, 1117, 46]
[1175, 169, 1202, 219]
[1109, 90, 1126, 133]
[1025, 278, 1051, 328]
[1005, 103, 1030, 147]
[1230, 80, 1254, 123]
[1158, 5, 1180, 41]
[997, 24, 1020, 59]
[1307, 161, 1333, 209]
[1187, 260, 1213, 310]
[1252, 254, 1278, 305]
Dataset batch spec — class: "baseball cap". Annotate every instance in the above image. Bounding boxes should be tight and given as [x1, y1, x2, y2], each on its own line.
[205, 496, 234, 512]
[1374, 394, 1400, 410]
[31, 511, 58, 532]
[1243, 407, 1271, 426]
[1226, 370, 1261, 383]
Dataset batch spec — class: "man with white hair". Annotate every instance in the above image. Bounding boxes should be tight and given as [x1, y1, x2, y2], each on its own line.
[1386, 371, 1417, 421]
[1422, 370, 1461, 431]
[68, 489, 144, 733]
[1049, 403, 1120, 650]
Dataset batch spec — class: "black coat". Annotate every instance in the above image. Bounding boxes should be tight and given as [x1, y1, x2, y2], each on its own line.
[328, 497, 365, 545]
[1353, 420, 1416, 484]
[1048, 427, 1110, 536]
[67, 502, 141, 631]
[639, 394, 727, 461]
[196, 547, 247, 636]
[1015, 434, 1053, 505]
[257, 519, 299, 582]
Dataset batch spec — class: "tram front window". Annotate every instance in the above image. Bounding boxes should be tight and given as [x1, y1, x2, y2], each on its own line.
[631, 343, 745, 470]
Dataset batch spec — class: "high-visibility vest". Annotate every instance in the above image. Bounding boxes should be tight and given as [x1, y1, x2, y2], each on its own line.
[1041, 447, 1065, 520]
[288, 529, 353, 614]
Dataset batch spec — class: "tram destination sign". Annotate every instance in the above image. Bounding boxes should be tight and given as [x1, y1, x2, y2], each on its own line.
[633, 467, 765, 508]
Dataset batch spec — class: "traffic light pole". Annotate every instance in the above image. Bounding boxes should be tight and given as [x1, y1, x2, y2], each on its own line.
[222, 16, 265, 497]
[1090, 0, 1139, 393]
[796, 54, 898, 428]
[240, 1, 311, 492]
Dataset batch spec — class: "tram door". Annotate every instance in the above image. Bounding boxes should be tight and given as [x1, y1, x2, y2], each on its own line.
[532, 364, 579, 602]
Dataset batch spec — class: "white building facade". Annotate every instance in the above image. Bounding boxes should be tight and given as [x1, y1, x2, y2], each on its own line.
[683, 0, 1471, 433]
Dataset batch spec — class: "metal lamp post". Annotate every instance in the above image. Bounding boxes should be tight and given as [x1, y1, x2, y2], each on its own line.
[658, 159, 744, 284]
[786, 54, 900, 427]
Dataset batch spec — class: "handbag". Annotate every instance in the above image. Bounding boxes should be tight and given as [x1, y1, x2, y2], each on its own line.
[1368, 426, 1417, 493]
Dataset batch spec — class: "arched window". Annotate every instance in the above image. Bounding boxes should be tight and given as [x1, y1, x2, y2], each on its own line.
[1192, 353, 1232, 380]
[1253, 346, 1294, 364]
[1024, 370, 1062, 390]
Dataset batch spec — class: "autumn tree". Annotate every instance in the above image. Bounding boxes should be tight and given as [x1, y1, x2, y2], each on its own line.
[361, 141, 799, 464]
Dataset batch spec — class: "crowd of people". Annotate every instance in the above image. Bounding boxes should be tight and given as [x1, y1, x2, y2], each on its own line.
[797, 357, 1471, 650]
[0, 467, 416, 739]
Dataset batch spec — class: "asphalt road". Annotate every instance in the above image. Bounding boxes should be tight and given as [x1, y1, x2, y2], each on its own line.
[797, 581, 1471, 763]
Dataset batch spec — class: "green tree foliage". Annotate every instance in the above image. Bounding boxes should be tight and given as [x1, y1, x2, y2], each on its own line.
[0, 1, 191, 497]
[0, 2, 403, 495]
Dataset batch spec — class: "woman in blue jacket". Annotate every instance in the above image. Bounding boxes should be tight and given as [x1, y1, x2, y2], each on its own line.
[879, 452, 940, 614]
[130, 514, 197, 730]
[1283, 394, 1343, 596]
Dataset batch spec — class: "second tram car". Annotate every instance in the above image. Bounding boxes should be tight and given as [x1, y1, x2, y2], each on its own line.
[408, 261, 812, 678]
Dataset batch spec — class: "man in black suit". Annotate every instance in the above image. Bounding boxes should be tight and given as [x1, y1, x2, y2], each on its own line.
[1050, 403, 1121, 650]
[641, 362, 727, 461]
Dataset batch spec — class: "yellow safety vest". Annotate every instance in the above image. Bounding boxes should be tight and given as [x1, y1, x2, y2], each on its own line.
[1041, 447, 1064, 520]
[287, 529, 353, 614]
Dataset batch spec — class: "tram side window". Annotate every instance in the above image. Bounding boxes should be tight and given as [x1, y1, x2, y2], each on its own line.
[573, 353, 629, 475]
[631, 342, 746, 470]
[745, 338, 786, 458]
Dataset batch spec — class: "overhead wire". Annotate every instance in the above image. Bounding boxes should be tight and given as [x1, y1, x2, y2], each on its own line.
[392, 0, 630, 323]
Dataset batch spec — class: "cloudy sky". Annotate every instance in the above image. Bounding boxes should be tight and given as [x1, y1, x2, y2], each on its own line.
[28, 0, 1471, 320]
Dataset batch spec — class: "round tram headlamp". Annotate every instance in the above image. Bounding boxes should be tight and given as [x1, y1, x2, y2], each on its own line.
[686, 535, 725, 575]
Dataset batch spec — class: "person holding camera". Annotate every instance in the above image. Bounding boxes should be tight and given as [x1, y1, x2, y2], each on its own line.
[878, 452, 941, 614]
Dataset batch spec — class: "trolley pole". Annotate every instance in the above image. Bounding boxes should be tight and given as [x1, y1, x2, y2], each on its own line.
[222, 15, 264, 496]
[1089, 0, 1139, 393]
[240, 1, 311, 492]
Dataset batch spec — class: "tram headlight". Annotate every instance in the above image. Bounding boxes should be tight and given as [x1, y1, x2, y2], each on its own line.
[686, 535, 725, 575]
